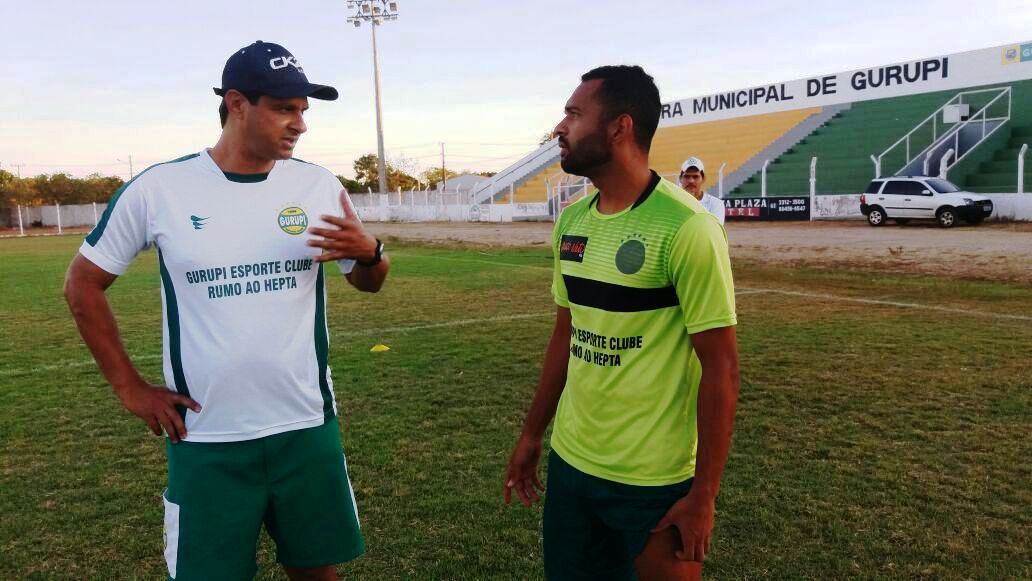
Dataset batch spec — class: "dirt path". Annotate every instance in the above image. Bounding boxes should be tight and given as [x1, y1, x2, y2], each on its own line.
[367, 221, 1032, 285]
[5, 220, 1026, 284]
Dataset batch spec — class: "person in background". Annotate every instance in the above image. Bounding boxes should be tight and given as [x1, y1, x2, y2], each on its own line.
[679, 157, 725, 224]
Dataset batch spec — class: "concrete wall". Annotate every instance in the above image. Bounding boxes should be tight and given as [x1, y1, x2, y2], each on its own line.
[814, 192, 1032, 220]
[983, 192, 1032, 221]
[351, 193, 516, 223]
[8, 203, 106, 228]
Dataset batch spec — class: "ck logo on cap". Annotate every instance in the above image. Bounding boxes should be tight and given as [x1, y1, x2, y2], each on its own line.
[270, 56, 303, 72]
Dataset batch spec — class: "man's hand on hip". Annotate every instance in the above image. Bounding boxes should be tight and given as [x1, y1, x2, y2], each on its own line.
[115, 381, 201, 444]
[650, 489, 716, 562]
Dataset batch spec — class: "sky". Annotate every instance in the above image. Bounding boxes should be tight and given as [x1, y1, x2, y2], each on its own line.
[1, 0, 1029, 180]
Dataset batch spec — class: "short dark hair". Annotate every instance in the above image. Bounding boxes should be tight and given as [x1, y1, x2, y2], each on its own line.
[581, 65, 661, 152]
[219, 91, 261, 127]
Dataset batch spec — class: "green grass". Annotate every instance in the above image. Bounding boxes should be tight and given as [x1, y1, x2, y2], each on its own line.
[1, 235, 1030, 580]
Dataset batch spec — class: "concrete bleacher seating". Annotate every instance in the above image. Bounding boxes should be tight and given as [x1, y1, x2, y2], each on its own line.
[508, 108, 820, 202]
[649, 108, 821, 177]
[730, 80, 1032, 196]
[959, 81, 1032, 193]
[502, 79, 1032, 203]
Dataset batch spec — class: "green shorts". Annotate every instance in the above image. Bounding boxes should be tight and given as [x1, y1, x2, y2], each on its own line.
[162, 418, 364, 580]
[543, 451, 693, 580]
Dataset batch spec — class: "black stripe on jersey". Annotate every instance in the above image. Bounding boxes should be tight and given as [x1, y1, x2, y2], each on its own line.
[563, 274, 679, 312]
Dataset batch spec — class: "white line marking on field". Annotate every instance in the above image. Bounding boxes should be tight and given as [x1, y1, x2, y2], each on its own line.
[737, 287, 1032, 321]
[0, 354, 162, 378]
[733, 289, 770, 296]
[394, 253, 1030, 322]
[335, 312, 552, 337]
[4, 282, 1025, 379]
[391, 252, 552, 270]
[0, 313, 556, 378]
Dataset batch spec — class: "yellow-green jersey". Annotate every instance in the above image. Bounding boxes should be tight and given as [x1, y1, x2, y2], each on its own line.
[550, 172, 737, 486]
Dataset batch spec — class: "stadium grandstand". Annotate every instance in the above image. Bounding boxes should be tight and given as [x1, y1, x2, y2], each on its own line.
[472, 41, 1032, 209]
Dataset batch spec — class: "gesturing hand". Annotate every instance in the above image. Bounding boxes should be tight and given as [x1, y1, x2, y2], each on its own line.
[503, 436, 545, 507]
[308, 189, 378, 263]
[116, 381, 201, 443]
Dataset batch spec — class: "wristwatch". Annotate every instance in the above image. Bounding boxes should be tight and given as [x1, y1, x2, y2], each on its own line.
[357, 238, 384, 267]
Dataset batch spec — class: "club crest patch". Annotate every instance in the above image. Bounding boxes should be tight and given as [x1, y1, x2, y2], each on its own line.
[615, 237, 646, 275]
[278, 207, 308, 235]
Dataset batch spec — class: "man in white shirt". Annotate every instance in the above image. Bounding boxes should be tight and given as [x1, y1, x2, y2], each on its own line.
[679, 157, 725, 224]
[64, 41, 387, 581]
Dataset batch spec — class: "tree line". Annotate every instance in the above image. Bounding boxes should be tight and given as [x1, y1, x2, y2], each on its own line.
[0, 155, 497, 209]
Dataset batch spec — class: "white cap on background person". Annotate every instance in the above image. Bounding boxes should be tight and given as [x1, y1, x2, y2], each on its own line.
[680, 157, 705, 174]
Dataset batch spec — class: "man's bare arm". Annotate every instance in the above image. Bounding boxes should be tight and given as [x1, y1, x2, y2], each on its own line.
[689, 325, 740, 498]
[64, 254, 200, 442]
[504, 306, 572, 506]
[344, 257, 390, 293]
[651, 325, 739, 562]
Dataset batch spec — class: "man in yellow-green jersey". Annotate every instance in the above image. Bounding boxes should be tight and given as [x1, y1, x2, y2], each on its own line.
[504, 65, 740, 581]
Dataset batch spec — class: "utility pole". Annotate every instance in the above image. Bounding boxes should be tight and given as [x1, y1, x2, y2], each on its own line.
[440, 142, 447, 192]
[118, 156, 134, 180]
[347, 1, 399, 195]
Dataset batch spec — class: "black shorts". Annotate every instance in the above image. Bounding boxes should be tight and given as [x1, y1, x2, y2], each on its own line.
[543, 451, 693, 580]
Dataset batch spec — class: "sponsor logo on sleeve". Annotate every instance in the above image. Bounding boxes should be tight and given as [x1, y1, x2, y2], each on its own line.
[559, 235, 588, 262]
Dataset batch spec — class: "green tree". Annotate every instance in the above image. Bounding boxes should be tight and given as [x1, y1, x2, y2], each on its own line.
[81, 174, 124, 203]
[336, 175, 364, 193]
[31, 173, 77, 204]
[1, 178, 41, 207]
[421, 167, 460, 189]
[352, 154, 419, 192]
[389, 168, 419, 191]
[353, 154, 380, 190]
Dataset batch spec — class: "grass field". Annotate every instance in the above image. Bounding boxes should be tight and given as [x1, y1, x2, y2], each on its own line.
[1, 233, 1030, 580]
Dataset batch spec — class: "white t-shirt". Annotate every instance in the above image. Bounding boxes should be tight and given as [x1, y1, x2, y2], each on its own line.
[80, 150, 356, 442]
[699, 192, 726, 224]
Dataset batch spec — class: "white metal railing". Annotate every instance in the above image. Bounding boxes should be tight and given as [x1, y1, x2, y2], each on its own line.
[938, 149, 954, 179]
[760, 160, 770, 197]
[470, 138, 560, 203]
[877, 86, 1011, 176]
[935, 88, 1011, 175]
[1019, 144, 1028, 194]
[808, 156, 818, 222]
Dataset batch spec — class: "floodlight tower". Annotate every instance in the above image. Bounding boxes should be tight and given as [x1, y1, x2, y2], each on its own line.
[347, 0, 399, 195]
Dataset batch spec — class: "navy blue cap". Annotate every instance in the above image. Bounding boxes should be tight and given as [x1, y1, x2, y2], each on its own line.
[214, 41, 338, 101]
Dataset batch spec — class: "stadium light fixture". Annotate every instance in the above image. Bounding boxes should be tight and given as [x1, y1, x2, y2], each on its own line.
[346, 0, 400, 195]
